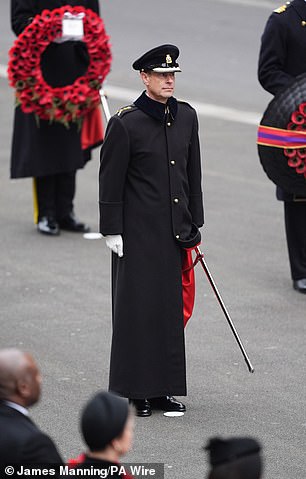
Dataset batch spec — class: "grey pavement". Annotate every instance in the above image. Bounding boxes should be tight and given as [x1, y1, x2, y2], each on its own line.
[1, 1, 306, 478]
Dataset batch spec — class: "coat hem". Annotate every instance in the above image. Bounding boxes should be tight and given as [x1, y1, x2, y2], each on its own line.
[109, 388, 187, 399]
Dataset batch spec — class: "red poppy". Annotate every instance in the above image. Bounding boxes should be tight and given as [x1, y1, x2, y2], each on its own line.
[52, 108, 65, 120]
[23, 27, 36, 39]
[9, 46, 21, 59]
[40, 10, 53, 22]
[84, 33, 94, 44]
[75, 81, 90, 95]
[20, 89, 33, 101]
[287, 156, 302, 167]
[296, 148, 306, 159]
[291, 110, 305, 125]
[70, 90, 86, 103]
[34, 84, 44, 97]
[295, 161, 306, 174]
[38, 92, 53, 107]
[15, 36, 28, 50]
[59, 88, 72, 102]
[21, 100, 35, 113]
[284, 149, 297, 158]
[38, 110, 50, 121]
[298, 103, 306, 116]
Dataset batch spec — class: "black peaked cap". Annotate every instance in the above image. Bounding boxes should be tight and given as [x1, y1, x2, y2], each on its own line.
[132, 44, 181, 72]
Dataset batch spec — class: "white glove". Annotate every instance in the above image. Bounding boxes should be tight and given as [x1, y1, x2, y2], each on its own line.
[105, 235, 123, 257]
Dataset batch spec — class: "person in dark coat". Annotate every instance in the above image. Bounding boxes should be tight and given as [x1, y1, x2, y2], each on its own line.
[68, 391, 134, 478]
[204, 436, 263, 479]
[258, 0, 306, 293]
[99, 45, 204, 416]
[0, 348, 63, 463]
[10, 0, 102, 236]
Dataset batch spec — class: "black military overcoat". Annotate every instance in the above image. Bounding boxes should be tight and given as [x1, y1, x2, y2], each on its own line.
[258, 0, 306, 200]
[10, 0, 100, 179]
[99, 92, 204, 398]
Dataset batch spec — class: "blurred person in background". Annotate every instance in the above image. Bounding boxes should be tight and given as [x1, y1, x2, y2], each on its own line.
[0, 348, 63, 463]
[68, 391, 134, 479]
[205, 436, 263, 479]
[258, 1, 306, 294]
[10, 0, 107, 236]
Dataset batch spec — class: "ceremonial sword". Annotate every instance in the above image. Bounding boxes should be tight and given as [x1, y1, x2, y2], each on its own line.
[195, 246, 254, 373]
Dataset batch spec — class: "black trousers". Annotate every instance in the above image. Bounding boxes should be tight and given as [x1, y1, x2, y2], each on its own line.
[284, 201, 306, 280]
[36, 171, 76, 221]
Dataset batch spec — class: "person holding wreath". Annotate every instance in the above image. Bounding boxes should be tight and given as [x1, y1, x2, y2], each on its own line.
[10, 0, 111, 235]
[258, 1, 306, 293]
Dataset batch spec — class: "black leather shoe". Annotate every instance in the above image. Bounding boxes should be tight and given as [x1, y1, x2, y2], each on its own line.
[58, 212, 90, 233]
[293, 278, 306, 294]
[129, 399, 152, 417]
[37, 217, 60, 236]
[150, 396, 186, 412]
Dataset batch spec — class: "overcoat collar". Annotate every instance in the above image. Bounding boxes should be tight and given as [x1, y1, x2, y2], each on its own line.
[291, 0, 306, 19]
[0, 401, 33, 423]
[134, 91, 178, 122]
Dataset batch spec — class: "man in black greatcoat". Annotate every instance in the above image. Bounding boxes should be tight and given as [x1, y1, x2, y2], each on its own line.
[10, 0, 102, 236]
[0, 348, 63, 463]
[99, 45, 204, 417]
[258, 0, 306, 293]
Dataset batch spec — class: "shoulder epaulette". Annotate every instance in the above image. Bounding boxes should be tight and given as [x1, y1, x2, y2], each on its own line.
[177, 99, 193, 109]
[116, 105, 137, 117]
[274, 2, 290, 14]
[177, 99, 190, 105]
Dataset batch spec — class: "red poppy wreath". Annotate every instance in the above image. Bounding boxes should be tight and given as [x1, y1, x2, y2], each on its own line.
[7, 6, 112, 127]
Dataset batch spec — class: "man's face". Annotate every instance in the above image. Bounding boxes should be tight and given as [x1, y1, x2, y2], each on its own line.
[141, 71, 175, 103]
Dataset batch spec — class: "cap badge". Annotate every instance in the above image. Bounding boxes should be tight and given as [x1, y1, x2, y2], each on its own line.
[166, 54, 172, 64]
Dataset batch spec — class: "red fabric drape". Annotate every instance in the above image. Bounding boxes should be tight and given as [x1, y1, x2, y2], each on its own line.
[182, 247, 196, 327]
[182, 244, 203, 327]
[81, 105, 104, 150]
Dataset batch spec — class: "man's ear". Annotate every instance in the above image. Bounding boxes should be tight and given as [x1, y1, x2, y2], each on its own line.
[110, 436, 122, 453]
[140, 71, 149, 86]
[16, 377, 29, 399]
